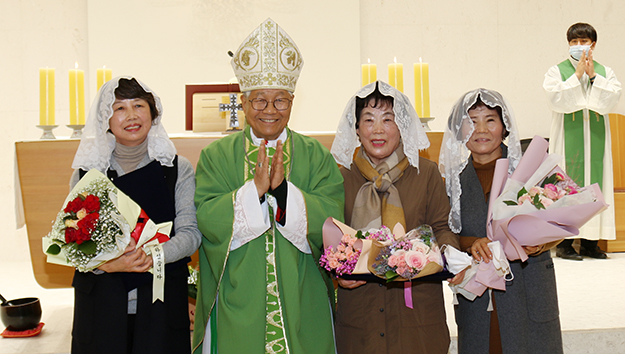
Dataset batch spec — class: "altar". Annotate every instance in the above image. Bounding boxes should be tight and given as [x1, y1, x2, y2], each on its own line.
[15, 133, 443, 289]
[15, 121, 625, 289]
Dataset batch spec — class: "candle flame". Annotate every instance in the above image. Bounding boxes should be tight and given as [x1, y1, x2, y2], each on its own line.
[103, 65, 106, 69]
[394, 57, 397, 63]
[419, 57, 422, 63]
[75, 62, 78, 69]
[368, 58, 371, 64]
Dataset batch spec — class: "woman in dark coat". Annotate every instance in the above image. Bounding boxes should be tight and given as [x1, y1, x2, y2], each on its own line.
[69, 77, 201, 354]
[439, 88, 563, 354]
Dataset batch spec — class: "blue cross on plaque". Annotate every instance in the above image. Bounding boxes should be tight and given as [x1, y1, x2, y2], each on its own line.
[219, 93, 243, 130]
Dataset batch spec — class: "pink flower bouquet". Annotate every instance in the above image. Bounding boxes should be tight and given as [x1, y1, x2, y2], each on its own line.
[321, 218, 373, 276]
[367, 224, 443, 281]
[487, 136, 608, 262]
[321, 218, 443, 281]
[319, 233, 362, 276]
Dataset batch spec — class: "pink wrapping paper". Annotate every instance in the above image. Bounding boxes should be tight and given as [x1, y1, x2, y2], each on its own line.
[486, 136, 608, 262]
[464, 260, 507, 296]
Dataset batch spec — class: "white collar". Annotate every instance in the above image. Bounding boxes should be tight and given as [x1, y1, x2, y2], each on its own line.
[250, 128, 288, 148]
[568, 56, 580, 67]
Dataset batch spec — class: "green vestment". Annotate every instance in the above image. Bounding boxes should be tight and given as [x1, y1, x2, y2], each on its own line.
[192, 126, 344, 354]
[544, 58, 620, 241]
[557, 59, 606, 188]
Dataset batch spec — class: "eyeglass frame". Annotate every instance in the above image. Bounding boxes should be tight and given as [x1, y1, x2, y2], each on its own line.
[247, 98, 293, 111]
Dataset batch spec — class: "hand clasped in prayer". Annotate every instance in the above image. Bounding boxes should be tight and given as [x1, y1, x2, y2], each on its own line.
[254, 140, 285, 198]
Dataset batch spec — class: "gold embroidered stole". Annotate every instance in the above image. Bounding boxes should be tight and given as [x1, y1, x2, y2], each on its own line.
[243, 130, 292, 354]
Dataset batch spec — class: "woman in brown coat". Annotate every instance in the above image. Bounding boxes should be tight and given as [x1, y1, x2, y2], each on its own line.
[330, 81, 463, 354]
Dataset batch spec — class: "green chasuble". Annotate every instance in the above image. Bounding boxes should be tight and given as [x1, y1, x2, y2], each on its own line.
[557, 59, 606, 188]
[193, 126, 344, 354]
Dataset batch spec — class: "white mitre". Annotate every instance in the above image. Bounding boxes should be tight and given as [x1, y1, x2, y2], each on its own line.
[231, 18, 303, 93]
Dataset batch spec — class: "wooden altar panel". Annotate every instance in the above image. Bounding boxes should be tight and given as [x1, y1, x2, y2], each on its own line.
[599, 114, 625, 252]
[606, 192, 625, 252]
[609, 113, 625, 190]
[16, 132, 444, 288]
[16, 137, 223, 289]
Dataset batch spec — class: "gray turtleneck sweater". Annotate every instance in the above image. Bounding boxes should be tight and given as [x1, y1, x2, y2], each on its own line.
[70, 140, 201, 266]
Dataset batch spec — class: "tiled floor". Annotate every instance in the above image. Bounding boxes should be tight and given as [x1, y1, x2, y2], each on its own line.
[1, 227, 624, 353]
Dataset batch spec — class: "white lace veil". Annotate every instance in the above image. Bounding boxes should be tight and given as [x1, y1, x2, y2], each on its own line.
[438, 88, 522, 233]
[331, 81, 430, 170]
[71, 76, 177, 172]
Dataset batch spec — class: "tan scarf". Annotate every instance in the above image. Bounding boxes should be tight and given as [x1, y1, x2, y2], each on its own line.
[351, 144, 410, 230]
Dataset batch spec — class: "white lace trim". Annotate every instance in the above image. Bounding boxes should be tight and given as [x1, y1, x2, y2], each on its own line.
[331, 81, 429, 170]
[231, 181, 269, 250]
[275, 182, 310, 254]
[72, 76, 176, 172]
[438, 88, 522, 233]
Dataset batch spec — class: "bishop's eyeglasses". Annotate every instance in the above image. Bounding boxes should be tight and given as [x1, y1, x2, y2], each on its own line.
[248, 98, 292, 111]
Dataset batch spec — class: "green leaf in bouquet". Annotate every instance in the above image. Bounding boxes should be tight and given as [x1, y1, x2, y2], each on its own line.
[503, 200, 519, 206]
[355, 230, 365, 239]
[46, 243, 62, 255]
[532, 194, 545, 210]
[517, 187, 528, 200]
[541, 173, 558, 188]
[77, 240, 97, 255]
[188, 284, 197, 299]
[385, 270, 399, 282]
[63, 214, 77, 222]
[414, 224, 434, 246]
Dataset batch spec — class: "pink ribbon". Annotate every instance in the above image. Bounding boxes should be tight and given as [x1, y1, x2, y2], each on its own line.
[404, 281, 413, 309]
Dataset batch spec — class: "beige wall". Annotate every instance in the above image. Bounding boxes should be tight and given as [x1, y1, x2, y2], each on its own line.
[3, 0, 625, 261]
[360, 0, 625, 135]
[86, 0, 361, 134]
[2, 0, 89, 261]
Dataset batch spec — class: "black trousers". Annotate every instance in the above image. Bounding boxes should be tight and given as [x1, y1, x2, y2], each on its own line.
[557, 238, 598, 250]
[71, 265, 190, 354]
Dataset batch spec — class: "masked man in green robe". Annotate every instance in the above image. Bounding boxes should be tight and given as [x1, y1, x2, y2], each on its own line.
[192, 18, 344, 354]
[543, 22, 621, 260]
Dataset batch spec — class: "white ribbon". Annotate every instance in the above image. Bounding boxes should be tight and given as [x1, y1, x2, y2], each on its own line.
[145, 242, 165, 303]
[487, 289, 494, 312]
[136, 219, 171, 303]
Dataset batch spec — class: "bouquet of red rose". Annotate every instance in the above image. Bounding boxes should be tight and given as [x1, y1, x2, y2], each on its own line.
[43, 169, 172, 273]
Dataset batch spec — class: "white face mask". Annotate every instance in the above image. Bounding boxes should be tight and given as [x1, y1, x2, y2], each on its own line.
[569, 45, 591, 61]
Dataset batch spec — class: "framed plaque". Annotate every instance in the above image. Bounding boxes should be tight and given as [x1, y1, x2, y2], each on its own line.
[185, 83, 246, 132]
